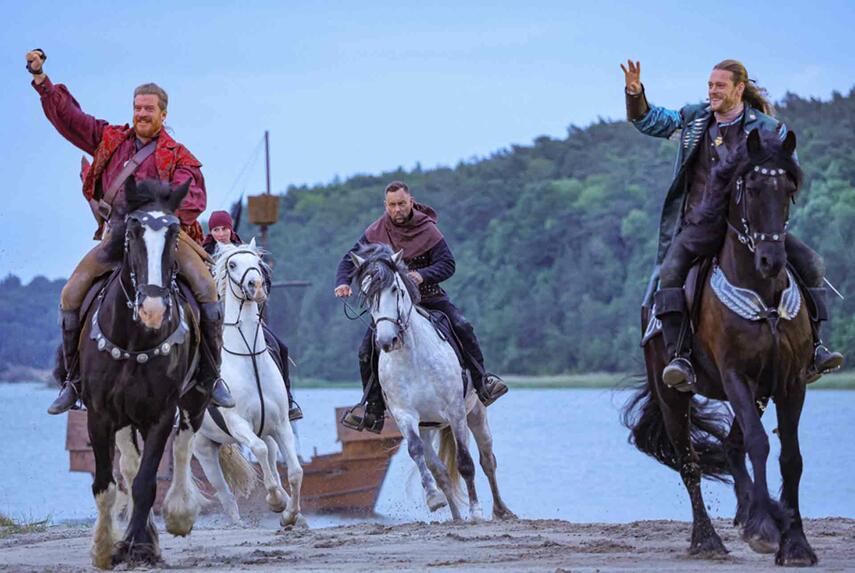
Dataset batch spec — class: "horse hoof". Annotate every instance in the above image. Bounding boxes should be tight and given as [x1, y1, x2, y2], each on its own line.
[493, 508, 518, 521]
[746, 535, 778, 555]
[266, 491, 288, 514]
[280, 512, 309, 529]
[775, 535, 818, 566]
[427, 492, 447, 512]
[689, 535, 729, 558]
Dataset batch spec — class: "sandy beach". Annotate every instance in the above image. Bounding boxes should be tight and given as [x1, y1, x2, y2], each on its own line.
[1, 516, 852, 572]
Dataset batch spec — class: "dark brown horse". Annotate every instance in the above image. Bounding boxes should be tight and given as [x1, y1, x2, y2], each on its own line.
[624, 129, 818, 566]
[56, 179, 208, 568]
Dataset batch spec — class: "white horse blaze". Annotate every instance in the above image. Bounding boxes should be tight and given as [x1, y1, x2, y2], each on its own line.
[142, 211, 169, 288]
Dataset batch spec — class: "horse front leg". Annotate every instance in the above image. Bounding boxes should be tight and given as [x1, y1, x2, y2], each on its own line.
[269, 425, 307, 528]
[395, 414, 447, 514]
[163, 409, 203, 537]
[113, 410, 174, 567]
[227, 417, 288, 514]
[722, 369, 789, 554]
[724, 417, 753, 527]
[466, 401, 516, 520]
[774, 384, 818, 566]
[657, 385, 727, 556]
[115, 426, 140, 523]
[88, 416, 118, 570]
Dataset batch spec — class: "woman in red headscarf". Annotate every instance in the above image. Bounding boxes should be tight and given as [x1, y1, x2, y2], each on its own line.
[204, 211, 302, 421]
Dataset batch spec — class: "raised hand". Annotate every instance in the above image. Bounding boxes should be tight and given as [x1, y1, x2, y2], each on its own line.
[620, 59, 641, 95]
[25, 49, 46, 75]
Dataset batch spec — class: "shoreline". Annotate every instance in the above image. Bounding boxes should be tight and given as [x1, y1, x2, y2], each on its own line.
[1, 517, 853, 572]
[5, 370, 855, 389]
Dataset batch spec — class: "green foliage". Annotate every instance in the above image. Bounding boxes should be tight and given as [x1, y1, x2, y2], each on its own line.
[0, 275, 62, 370]
[3, 89, 855, 381]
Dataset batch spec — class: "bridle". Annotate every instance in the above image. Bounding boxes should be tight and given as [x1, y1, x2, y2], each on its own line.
[727, 163, 793, 254]
[221, 249, 268, 358]
[91, 209, 189, 364]
[363, 260, 415, 342]
[121, 210, 180, 322]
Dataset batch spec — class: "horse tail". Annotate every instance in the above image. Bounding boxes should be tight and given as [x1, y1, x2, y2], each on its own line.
[621, 375, 732, 482]
[438, 426, 459, 488]
[218, 444, 259, 498]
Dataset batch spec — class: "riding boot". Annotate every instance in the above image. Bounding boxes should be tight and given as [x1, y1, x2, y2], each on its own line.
[281, 351, 303, 422]
[805, 288, 844, 383]
[48, 309, 84, 415]
[262, 325, 303, 421]
[341, 334, 385, 434]
[198, 302, 236, 408]
[654, 288, 695, 391]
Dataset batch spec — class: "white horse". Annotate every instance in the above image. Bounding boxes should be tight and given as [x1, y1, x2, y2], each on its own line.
[350, 243, 515, 522]
[193, 241, 306, 527]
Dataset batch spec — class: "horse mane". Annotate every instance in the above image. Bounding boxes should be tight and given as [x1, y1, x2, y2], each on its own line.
[354, 243, 421, 307]
[213, 242, 271, 297]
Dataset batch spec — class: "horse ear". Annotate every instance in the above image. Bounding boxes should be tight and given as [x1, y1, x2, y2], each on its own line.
[249, 237, 257, 249]
[350, 252, 366, 268]
[782, 130, 797, 156]
[168, 179, 191, 213]
[392, 249, 404, 266]
[747, 128, 763, 160]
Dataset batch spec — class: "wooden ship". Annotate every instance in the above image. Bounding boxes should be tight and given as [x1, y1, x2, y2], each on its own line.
[66, 407, 403, 515]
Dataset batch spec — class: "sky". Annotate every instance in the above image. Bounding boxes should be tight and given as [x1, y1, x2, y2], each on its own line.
[1, 0, 853, 281]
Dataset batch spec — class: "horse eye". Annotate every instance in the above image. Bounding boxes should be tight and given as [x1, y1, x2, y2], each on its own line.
[228, 261, 236, 270]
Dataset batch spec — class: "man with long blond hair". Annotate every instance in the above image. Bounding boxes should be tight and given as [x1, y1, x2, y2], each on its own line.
[622, 58, 842, 390]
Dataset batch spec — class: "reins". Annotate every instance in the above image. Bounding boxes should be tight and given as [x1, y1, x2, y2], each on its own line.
[220, 249, 269, 436]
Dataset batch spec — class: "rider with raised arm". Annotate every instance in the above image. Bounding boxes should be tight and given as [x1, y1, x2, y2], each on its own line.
[622, 58, 842, 389]
[202, 210, 303, 420]
[334, 181, 508, 433]
[26, 49, 234, 413]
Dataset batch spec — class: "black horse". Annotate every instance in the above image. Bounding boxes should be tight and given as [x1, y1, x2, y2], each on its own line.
[57, 178, 208, 568]
[625, 129, 818, 566]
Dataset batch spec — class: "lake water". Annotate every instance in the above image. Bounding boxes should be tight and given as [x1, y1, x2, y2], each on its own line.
[1, 383, 852, 526]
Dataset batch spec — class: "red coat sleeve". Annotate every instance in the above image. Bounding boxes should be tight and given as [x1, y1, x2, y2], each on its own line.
[171, 162, 206, 227]
[32, 76, 106, 155]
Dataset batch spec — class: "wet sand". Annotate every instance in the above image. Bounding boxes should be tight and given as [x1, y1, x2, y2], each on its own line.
[1, 517, 852, 572]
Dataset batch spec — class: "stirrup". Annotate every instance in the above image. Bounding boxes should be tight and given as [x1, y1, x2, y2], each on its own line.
[340, 408, 384, 434]
[663, 357, 695, 392]
[805, 345, 844, 384]
[210, 378, 235, 408]
[288, 401, 304, 422]
[478, 374, 509, 407]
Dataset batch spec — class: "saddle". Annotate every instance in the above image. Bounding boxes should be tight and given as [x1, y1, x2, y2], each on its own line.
[641, 258, 713, 347]
[368, 306, 472, 396]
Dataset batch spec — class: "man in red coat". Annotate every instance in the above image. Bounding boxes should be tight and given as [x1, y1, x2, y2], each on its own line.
[25, 49, 234, 413]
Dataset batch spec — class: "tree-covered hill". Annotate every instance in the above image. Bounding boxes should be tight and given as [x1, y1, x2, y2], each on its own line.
[3, 88, 854, 382]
